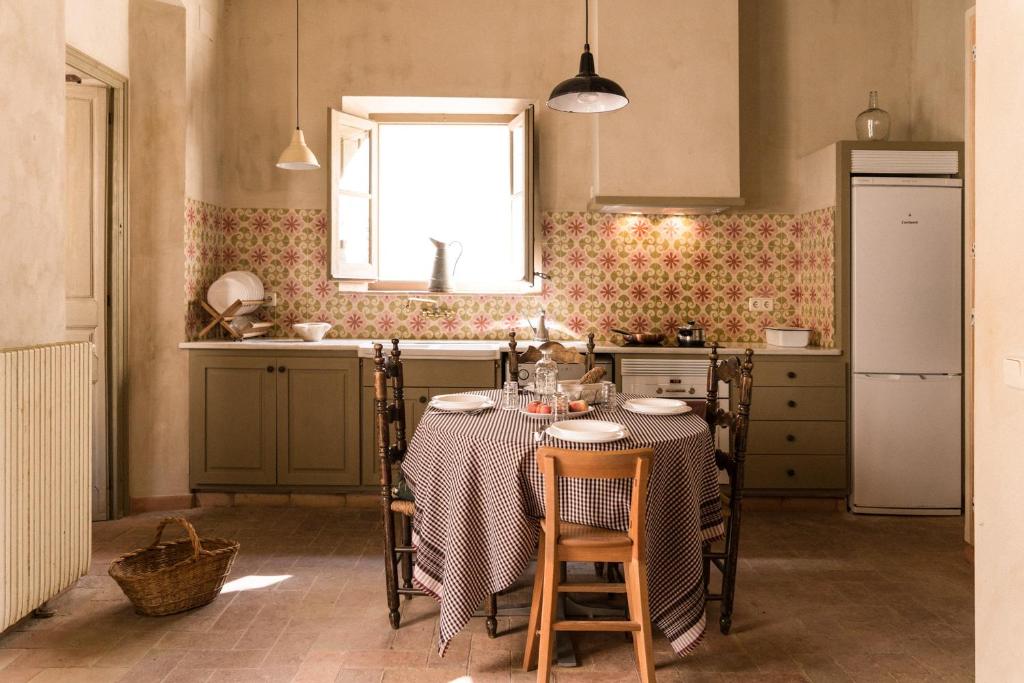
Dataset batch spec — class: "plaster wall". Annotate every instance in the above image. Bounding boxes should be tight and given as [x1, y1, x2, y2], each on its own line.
[973, 0, 1024, 678]
[910, 0, 975, 142]
[218, 0, 595, 211]
[65, 0, 131, 76]
[128, 0, 189, 502]
[0, 0, 67, 349]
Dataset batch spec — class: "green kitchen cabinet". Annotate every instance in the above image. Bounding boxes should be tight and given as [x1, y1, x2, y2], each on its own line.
[189, 352, 360, 488]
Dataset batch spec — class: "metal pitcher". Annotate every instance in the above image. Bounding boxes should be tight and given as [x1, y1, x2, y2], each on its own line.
[428, 238, 462, 292]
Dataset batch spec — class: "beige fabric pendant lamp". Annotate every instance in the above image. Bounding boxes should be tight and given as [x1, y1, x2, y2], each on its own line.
[277, 0, 319, 170]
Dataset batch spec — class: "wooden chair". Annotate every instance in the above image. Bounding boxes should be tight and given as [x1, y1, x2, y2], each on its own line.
[374, 339, 499, 636]
[523, 446, 656, 683]
[508, 331, 596, 382]
[702, 343, 754, 634]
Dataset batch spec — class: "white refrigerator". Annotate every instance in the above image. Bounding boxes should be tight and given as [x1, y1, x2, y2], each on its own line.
[850, 176, 963, 515]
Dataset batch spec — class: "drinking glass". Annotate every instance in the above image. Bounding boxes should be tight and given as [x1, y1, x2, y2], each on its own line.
[548, 391, 569, 421]
[501, 381, 520, 411]
[598, 381, 617, 410]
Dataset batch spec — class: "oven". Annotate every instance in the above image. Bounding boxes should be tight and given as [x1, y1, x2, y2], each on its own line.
[619, 358, 730, 452]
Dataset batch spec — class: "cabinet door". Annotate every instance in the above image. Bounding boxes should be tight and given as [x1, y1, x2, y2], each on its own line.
[361, 386, 429, 486]
[277, 357, 360, 485]
[190, 355, 277, 486]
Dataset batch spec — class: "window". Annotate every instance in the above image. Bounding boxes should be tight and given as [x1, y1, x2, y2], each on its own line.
[329, 99, 536, 292]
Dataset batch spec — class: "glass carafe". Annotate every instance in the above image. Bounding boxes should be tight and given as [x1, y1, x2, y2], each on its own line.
[855, 90, 891, 141]
[534, 349, 558, 398]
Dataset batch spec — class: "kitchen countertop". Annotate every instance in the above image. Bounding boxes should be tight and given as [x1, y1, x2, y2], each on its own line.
[179, 339, 841, 359]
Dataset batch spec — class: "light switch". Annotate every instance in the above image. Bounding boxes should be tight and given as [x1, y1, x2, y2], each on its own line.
[1003, 356, 1024, 390]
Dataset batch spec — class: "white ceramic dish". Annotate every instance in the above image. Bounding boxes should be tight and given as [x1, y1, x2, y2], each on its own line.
[293, 322, 332, 342]
[430, 394, 492, 411]
[547, 419, 628, 443]
[519, 406, 595, 420]
[622, 398, 693, 416]
[207, 270, 264, 314]
[765, 326, 811, 348]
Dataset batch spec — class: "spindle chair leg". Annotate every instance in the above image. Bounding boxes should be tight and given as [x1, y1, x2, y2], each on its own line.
[400, 514, 413, 595]
[522, 539, 546, 671]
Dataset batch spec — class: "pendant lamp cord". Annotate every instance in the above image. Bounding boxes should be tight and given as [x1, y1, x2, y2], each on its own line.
[294, 0, 299, 130]
[584, 0, 589, 50]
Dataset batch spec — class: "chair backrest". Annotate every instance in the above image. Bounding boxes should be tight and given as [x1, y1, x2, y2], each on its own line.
[704, 343, 754, 490]
[373, 339, 407, 490]
[508, 331, 596, 380]
[537, 446, 652, 557]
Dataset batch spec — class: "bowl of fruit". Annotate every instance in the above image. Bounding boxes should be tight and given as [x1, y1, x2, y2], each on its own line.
[522, 399, 592, 419]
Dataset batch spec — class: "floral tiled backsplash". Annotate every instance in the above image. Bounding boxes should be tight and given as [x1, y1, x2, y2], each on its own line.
[185, 199, 835, 347]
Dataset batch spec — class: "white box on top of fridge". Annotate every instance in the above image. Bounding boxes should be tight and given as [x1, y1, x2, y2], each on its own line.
[850, 176, 963, 515]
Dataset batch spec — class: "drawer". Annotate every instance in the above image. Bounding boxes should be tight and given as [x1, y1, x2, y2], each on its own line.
[747, 421, 846, 455]
[755, 361, 845, 387]
[751, 387, 846, 421]
[745, 454, 847, 490]
[361, 359, 497, 388]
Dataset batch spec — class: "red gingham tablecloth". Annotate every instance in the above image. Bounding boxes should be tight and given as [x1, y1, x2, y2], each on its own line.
[402, 391, 724, 656]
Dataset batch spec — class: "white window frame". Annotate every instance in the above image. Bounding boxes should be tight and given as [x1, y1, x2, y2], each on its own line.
[328, 97, 539, 294]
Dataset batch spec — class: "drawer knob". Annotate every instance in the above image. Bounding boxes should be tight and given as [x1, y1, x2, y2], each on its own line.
[278, 365, 286, 373]
[786, 434, 796, 442]
[266, 365, 274, 373]
[786, 468, 796, 477]
[419, 396, 428, 404]
[787, 371, 797, 379]
[787, 400, 797, 408]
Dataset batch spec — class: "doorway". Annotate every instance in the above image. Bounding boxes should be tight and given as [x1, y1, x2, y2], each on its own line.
[64, 77, 110, 520]
[65, 47, 130, 520]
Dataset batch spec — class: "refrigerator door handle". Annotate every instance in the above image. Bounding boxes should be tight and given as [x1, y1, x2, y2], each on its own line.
[860, 373, 909, 381]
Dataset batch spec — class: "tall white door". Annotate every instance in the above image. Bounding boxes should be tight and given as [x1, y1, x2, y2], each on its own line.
[65, 83, 109, 521]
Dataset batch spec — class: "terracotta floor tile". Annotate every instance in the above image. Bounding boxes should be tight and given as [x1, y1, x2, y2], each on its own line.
[0, 507, 973, 682]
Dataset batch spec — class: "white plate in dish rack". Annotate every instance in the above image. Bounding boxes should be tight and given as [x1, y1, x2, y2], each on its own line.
[547, 419, 628, 443]
[430, 394, 493, 412]
[622, 398, 693, 416]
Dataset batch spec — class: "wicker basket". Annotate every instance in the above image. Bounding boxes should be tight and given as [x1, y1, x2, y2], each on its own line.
[109, 517, 240, 616]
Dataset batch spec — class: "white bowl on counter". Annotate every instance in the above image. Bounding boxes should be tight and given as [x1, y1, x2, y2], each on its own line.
[292, 322, 332, 342]
[765, 326, 811, 348]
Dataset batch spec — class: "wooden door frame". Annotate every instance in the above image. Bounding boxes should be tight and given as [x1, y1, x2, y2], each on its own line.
[963, 6, 976, 547]
[66, 45, 130, 520]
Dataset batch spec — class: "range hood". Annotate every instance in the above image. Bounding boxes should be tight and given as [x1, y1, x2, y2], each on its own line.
[588, 194, 745, 216]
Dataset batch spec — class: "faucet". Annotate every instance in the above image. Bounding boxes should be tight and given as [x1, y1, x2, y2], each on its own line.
[527, 309, 549, 342]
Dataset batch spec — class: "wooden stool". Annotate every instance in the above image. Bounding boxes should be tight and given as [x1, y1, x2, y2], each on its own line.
[523, 446, 655, 682]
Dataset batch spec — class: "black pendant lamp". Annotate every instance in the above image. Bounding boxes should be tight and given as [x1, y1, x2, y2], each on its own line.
[547, 0, 628, 113]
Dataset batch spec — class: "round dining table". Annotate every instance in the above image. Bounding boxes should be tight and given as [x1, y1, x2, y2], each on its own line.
[402, 390, 724, 658]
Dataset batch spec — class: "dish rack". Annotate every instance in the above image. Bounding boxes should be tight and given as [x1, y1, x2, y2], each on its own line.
[197, 298, 274, 340]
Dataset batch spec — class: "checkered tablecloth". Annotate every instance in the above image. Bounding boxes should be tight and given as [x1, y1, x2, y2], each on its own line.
[402, 391, 724, 657]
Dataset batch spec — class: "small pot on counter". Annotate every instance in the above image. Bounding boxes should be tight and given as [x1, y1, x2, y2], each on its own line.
[676, 320, 706, 348]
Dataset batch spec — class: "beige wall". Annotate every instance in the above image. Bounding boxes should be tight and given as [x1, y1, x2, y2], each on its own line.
[740, 0, 914, 212]
[219, 0, 596, 211]
[184, 0, 224, 204]
[128, 0, 189, 502]
[0, 0, 67, 349]
[974, 0, 1023, 678]
[740, 0, 971, 212]
[65, 0, 131, 76]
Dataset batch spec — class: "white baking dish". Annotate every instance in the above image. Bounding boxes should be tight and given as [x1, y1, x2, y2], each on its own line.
[765, 327, 812, 348]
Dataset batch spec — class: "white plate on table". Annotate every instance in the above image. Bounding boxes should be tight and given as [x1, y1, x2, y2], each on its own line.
[622, 398, 693, 416]
[519, 406, 595, 420]
[430, 394, 494, 412]
[547, 419, 628, 443]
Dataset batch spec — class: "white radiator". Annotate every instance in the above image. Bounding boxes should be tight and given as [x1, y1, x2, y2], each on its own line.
[1, 342, 92, 630]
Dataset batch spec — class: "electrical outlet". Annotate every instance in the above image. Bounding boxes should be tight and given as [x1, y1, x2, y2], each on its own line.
[748, 297, 774, 312]
[265, 292, 278, 307]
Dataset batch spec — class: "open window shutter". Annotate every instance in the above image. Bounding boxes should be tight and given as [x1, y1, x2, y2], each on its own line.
[329, 108, 379, 280]
[509, 104, 536, 284]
